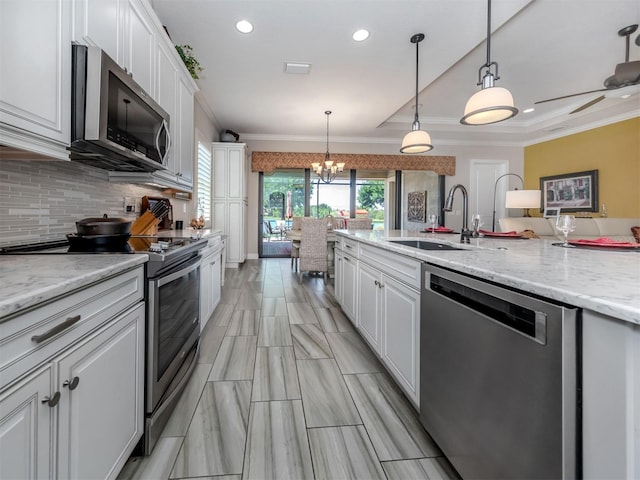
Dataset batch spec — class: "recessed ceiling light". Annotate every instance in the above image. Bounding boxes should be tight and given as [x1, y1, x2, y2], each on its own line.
[621, 94, 631, 99]
[236, 20, 253, 34]
[523, 107, 535, 113]
[352, 29, 370, 42]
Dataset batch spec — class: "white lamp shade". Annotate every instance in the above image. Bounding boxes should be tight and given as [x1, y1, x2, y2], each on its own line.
[505, 189, 541, 209]
[400, 129, 433, 154]
[461, 87, 518, 125]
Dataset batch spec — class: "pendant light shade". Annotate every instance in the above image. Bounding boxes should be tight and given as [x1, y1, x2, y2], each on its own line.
[401, 129, 433, 154]
[462, 86, 517, 125]
[400, 33, 433, 154]
[460, 0, 518, 125]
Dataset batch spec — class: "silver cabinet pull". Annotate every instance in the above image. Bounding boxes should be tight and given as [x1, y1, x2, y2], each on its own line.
[31, 315, 82, 343]
[63, 376, 80, 390]
[42, 392, 60, 407]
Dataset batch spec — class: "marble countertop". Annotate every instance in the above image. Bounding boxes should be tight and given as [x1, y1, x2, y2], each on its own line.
[0, 255, 147, 321]
[0, 229, 224, 321]
[336, 229, 640, 324]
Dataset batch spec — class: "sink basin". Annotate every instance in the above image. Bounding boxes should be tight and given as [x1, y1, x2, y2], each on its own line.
[387, 239, 464, 251]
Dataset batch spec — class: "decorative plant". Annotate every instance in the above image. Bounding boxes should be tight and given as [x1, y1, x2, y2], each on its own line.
[175, 44, 203, 80]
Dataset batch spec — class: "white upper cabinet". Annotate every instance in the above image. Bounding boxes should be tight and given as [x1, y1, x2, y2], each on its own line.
[72, 0, 123, 65]
[123, 0, 156, 96]
[0, 0, 71, 158]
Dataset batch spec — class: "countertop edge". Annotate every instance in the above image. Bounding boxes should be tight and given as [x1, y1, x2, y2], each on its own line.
[0, 255, 148, 321]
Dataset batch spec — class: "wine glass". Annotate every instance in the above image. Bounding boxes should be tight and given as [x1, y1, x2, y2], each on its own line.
[555, 215, 576, 247]
[428, 214, 438, 234]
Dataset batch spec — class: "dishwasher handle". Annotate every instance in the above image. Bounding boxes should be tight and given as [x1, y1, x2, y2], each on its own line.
[430, 273, 547, 344]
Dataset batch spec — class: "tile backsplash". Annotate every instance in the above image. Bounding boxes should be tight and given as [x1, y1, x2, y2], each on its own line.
[0, 159, 163, 247]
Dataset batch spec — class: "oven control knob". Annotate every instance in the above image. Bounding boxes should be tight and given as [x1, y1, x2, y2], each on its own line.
[158, 241, 170, 250]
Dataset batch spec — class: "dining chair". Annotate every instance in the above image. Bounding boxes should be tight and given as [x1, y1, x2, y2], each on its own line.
[298, 217, 328, 283]
[346, 218, 372, 230]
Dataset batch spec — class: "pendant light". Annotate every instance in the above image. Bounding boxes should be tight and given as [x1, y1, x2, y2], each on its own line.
[461, 0, 518, 125]
[311, 111, 345, 183]
[400, 33, 433, 154]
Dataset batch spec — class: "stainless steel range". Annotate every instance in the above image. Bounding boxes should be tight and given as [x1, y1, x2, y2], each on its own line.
[1, 234, 208, 455]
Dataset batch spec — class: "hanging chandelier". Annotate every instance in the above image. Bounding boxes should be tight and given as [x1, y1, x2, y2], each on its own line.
[311, 110, 345, 183]
[400, 33, 433, 154]
[460, 0, 518, 125]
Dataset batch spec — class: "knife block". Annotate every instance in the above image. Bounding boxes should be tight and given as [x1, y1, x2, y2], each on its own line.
[131, 211, 160, 236]
[141, 196, 173, 230]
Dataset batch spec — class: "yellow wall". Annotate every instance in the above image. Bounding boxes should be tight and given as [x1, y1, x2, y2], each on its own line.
[524, 117, 640, 217]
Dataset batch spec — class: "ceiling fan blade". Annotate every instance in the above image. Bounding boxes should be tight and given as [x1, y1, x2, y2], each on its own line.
[534, 88, 608, 105]
[570, 95, 606, 114]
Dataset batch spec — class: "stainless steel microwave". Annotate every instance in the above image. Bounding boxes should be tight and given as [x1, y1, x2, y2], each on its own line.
[70, 45, 170, 172]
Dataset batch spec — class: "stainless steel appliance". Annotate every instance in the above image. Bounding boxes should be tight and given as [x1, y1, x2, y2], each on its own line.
[420, 263, 579, 479]
[1, 234, 207, 455]
[142, 237, 203, 454]
[70, 45, 171, 172]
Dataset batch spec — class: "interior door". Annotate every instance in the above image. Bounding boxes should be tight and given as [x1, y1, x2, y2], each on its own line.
[469, 160, 508, 231]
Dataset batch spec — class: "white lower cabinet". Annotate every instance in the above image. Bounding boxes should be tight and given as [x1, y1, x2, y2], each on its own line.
[334, 249, 344, 305]
[357, 262, 382, 351]
[380, 275, 420, 405]
[341, 252, 358, 324]
[0, 267, 145, 480]
[200, 242, 223, 331]
[335, 235, 421, 407]
[582, 310, 640, 479]
[57, 303, 144, 480]
[0, 365, 55, 479]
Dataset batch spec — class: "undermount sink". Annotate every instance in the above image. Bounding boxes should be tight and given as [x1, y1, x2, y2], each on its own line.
[387, 239, 464, 251]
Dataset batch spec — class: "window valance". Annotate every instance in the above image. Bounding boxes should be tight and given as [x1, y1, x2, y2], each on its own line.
[251, 151, 455, 175]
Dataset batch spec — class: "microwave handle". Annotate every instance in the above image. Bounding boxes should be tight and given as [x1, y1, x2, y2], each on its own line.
[156, 119, 171, 166]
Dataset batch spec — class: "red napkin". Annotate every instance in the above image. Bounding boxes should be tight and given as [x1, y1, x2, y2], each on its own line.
[573, 237, 635, 246]
[479, 229, 518, 235]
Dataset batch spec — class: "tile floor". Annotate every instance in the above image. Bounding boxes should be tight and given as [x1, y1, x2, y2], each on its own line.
[118, 259, 459, 480]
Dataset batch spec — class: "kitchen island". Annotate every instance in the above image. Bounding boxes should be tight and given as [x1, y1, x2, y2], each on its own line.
[337, 229, 640, 323]
[334, 228, 640, 480]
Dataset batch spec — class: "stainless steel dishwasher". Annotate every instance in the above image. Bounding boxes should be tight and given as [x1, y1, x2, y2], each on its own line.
[420, 263, 579, 479]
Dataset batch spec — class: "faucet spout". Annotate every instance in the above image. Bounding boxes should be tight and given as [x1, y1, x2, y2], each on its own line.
[443, 184, 470, 243]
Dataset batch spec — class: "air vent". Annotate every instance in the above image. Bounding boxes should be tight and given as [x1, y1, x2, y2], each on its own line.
[284, 62, 311, 74]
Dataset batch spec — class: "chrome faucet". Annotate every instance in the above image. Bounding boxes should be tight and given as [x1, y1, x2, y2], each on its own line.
[443, 184, 471, 243]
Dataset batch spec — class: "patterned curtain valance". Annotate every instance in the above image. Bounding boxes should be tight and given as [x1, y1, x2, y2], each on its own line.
[251, 151, 456, 175]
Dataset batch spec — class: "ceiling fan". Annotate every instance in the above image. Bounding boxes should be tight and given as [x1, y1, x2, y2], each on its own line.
[535, 24, 640, 114]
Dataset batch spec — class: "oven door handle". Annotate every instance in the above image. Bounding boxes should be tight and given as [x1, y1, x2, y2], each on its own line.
[156, 257, 201, 287]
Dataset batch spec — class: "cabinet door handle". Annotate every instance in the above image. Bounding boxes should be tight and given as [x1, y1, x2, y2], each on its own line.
[63, 376, 80, 390]
[344, 257, 351, 262]
[31, 315, 82, 344]
[374, 280, 379, 286]
[345, 244, 352, 249]
[42, 392, 60, 407]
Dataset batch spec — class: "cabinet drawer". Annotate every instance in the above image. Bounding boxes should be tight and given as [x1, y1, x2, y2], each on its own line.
[1, 267, 144, 390]
[359, 244, 421, 289]
[342, 237, 359, 258]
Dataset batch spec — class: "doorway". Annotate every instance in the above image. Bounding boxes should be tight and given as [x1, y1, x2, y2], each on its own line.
[259, 170, 305, 258]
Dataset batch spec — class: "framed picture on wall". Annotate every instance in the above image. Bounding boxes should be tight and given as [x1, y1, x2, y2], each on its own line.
[540, 170, 598, 213]
[407, 191, 427, 222]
